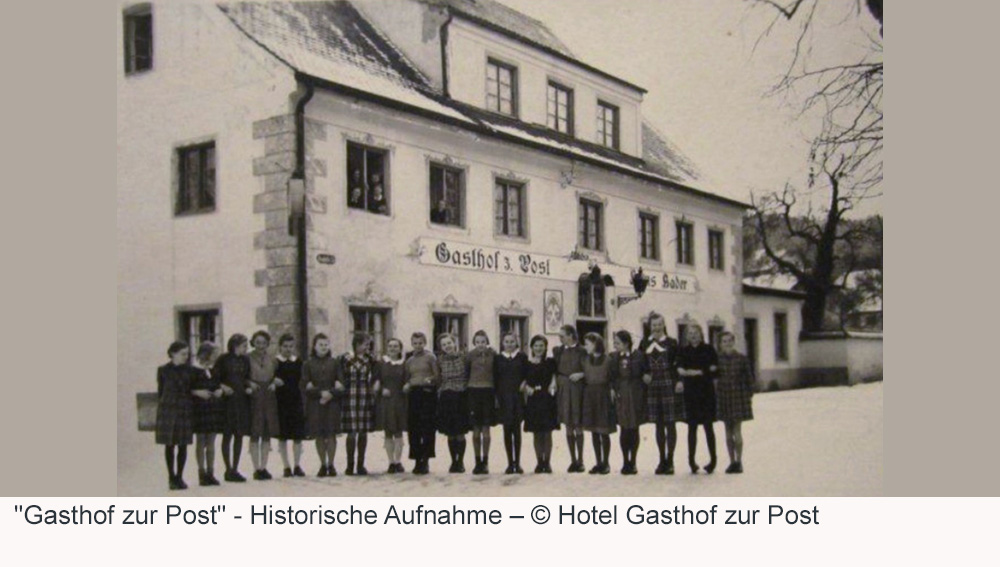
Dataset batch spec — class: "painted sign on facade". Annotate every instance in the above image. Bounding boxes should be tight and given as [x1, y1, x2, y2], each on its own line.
[414, 237, 698, 294]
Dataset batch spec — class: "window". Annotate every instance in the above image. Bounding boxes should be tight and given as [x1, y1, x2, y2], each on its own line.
[494, 179, 525, 237]
[123, 4, 153, 75]
[178, 309, 220, 348]
[433, 313, 468, 353]
[639, 212, 659, 261]
[676, 220, 694, 265]
[429, 163, 464, 227]
[578, 278, 607, 319]
[499, 315, 528, 349]
[346, 142, 389, 215]
[709, 229, 725, 270]
[486, 58, 518, 116]
[596, 100, 619, 149]
[547, 81, 574, 135]
[708, 325, 725, 349]
[350, 307, 390, 356]
[774, 313, 789, 361]
[176, 142, 216, 215]
[578, 199, 603, 251]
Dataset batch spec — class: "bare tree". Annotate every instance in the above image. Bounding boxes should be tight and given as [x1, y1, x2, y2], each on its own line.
[745, 0, 883, 332]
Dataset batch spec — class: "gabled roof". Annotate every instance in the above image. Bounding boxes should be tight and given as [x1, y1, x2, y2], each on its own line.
[218, 1, 744, 208]
[425, 0, 646, 93]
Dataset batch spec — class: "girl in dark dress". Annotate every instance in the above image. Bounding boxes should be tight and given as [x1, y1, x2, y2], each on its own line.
[554, 325, 587, 473]
[404, 332, 440, 475]
[341, 333, 379, 476]
[217, 334, 251, 483]
[248, 331, 280, 480]
[610, 330, 645, 475]
[466, 330, 497, 475]
[377, 338, 408, 474]
[523, 335, 558, 473]
[155, 341, 194, 491]
[436, 333, 470, 473]
[715, 331, 755, 474]
[191, 342, 224, 487]
[677, 325, 719, 474]
[303, 334, 343, 477]
[495, 332, 529, 474]
[640, 312, 683, 475]
[581, 333, 615, 475]
[275, 334, 306, 478]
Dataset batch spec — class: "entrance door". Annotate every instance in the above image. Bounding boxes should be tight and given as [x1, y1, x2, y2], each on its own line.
[744, 318, 758, 374]
[576, 320, 607, 344]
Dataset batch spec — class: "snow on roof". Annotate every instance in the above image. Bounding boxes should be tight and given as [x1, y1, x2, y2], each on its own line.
[743, 273, 800, 292]
[219, 2, 473, 122]
[423, 0, 575, 59]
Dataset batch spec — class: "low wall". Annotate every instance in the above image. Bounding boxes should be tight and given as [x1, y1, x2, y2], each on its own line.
[800, 332, 883, 385]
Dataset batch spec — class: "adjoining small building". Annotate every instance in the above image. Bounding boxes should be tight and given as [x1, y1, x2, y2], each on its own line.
[741, 283, 805, 391]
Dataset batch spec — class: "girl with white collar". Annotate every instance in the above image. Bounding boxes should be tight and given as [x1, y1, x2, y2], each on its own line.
[495, 332, 529, 474]
[274, 334, 306, 478]
[376, 338, 409, 473]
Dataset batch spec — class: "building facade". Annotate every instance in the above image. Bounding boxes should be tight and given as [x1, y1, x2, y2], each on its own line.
[118, 1, 749, 466]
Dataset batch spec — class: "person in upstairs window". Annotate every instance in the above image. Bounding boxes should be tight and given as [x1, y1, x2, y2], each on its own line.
[367, 172, 389, 215]
[348, 168, 366, 209]
[430, 199, 451, 224]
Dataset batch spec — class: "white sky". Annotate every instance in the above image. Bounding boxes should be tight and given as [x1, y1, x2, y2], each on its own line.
[496, 0, 883, 215]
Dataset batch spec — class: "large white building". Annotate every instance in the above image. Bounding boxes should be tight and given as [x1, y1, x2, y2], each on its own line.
[118, 1, 750, 460]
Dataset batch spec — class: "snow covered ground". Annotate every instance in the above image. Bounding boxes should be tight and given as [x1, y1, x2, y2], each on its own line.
[118, 383, 882, 497]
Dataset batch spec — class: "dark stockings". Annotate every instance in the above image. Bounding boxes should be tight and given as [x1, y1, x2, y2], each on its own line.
[655, 422, 677, 467]
[221, 434, 242, 473]
[533, 432, 553, 467]
[346, 433, 368, 470]
[687, 423, 717, 471]
[503, 424, 522, 467]
[591, 433, 610, 467]
[164, 445, 187, 480]
[447, 436, 467, 465]
[619, 428, 640, 467]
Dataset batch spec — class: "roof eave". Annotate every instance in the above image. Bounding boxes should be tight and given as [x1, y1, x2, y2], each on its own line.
[742, 284, 808, 300]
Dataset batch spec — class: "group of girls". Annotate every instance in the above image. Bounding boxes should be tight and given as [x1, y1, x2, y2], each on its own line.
[153, 312, 755, 490]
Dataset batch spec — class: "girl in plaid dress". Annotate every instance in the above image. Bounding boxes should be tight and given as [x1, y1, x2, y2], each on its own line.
[715, 331, 755, 474]
[640, 312, 683, 475]
[190, 342, 224, 487]
[340, 333, 379, 475]
[610, 330, 645, 475]
[155, 341, 194, 491]
[217, 334, 251, 482]
[436, 333, 471, 473]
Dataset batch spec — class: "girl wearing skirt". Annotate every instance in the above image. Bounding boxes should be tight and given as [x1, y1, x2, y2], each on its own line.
[275, 334, 306, 478]
[216, 334, 251, 482]
[190, 342, 224, 487]
[581, 333, 615, 475]
[554, 325, 587, 472]
[640, 312, 683, 475]
[465, 330, 497, 474]
[156, 341, 194, 490]
[495, 332, 529, 474]
[715, 331, 755, 474]
[248, 331, 280, 480]
[523, 335, 558, 473]
[377, 338, 409, 474]
[610, 330, 645, 475]
[340, 333, 379, 476]
[677, 325, 719, 474]
[404, 332, 440, 474]
[303, 334, 343, 477]
[437, 333, 471, 473]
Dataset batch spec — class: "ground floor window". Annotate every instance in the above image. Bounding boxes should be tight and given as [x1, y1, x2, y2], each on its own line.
[350, 307, 390, 355]
[774, 312, 789, 361]
[433, 312, 468, 353]
[576, 319, 607, 344]
[178, 308, 221, 349]
[499, 315, 528, 348]
[708, 324, 725, 349]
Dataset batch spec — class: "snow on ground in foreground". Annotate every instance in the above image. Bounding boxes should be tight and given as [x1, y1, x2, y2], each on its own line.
[118, 383, 882, 497]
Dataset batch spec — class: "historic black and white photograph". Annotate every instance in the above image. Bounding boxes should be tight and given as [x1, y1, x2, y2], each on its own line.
[117, 0, 883, 496]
